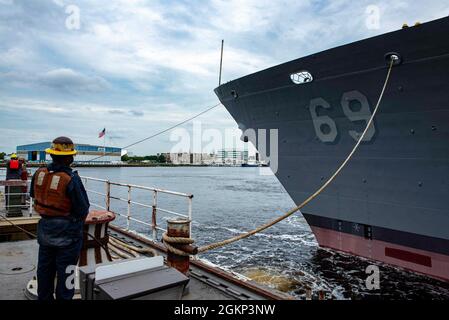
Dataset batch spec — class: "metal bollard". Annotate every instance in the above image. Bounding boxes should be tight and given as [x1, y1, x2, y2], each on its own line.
[166, 219, 192, 275]
[6, 185, 24, 217]
[166, 218, 194, 296]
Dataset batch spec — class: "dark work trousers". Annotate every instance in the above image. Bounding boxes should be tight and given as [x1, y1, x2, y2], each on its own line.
[37, 240, 82, 300]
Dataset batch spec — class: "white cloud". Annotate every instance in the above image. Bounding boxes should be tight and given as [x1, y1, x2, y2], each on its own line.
[0, 0, 448, 154]
[0, 47, 39, 69]
[40, 68, 109, 92]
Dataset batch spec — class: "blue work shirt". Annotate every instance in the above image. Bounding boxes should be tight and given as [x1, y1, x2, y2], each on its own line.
[30, 163, 90, 247]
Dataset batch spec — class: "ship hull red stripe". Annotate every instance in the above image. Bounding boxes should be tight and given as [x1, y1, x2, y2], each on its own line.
[385, 247, 432, 267]
[311, 226, 449, 282]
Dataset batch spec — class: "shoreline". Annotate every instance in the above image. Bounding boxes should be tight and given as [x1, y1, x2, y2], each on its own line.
[0, 163, 253, 168]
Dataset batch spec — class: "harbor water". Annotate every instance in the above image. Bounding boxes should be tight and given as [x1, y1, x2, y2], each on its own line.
[76, 166, 449, 299]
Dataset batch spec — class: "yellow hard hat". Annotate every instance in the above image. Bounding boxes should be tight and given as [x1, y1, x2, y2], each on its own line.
[45, 136, 77, 156]
[11, 153, 18, 159]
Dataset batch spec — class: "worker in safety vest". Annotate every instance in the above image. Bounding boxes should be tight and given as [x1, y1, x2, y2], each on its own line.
[30, 137, 90, 300]
[6, 153, 22, 180]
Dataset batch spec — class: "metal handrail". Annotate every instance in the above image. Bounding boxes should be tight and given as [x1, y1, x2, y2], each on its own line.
[80, 175, 193, 241]
[0, 168, 193, 241]
[0, 168, 193, 240]
[0, 187, 33, 218]
[81, 175, 193, 198]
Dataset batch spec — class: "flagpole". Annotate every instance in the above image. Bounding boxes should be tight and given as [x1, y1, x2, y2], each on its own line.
[103, 128, 106, 162]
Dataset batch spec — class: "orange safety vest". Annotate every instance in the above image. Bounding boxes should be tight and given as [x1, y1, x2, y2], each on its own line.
[33, 167, 72, 217]
[9, 159, 19, 170]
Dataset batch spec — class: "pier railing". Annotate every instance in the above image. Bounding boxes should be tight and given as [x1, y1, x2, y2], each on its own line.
[1, 168, 193, 241]
[0, 168, 34, 216]
[80, 176, 193, 241]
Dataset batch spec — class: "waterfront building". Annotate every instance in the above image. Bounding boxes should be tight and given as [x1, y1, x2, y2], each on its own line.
[199, 153, 216, 165]
[16, 142, 122, 164]
[216, 149, 249, 165]
[162, 152, 215, 165]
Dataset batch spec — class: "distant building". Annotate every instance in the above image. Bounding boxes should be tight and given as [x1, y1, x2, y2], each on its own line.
[200, 153, 216, 165]
[161, 153, 171, 163]
[172, 153, 191, 165]
[16, 142, 122, 164]
[216, 149, 249, 165]
[162, 152, 215, 165]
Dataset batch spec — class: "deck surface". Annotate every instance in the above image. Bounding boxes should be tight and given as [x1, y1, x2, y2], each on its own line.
[0, 240, 38, 300]
[0, 179, 292, 300]
[0, 232, 291, 300]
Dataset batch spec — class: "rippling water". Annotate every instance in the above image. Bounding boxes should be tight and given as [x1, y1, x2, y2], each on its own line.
[76, 166, 449, 300]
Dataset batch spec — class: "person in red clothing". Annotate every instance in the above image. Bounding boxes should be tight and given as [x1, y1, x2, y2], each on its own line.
[5, 154, 23, 209]
[6, 153, 21, 180]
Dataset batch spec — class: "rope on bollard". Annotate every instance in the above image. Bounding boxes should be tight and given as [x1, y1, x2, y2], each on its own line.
[162, 232, 195, 257]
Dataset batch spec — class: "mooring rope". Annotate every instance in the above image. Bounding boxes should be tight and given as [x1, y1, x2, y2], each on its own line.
[108, 242, 135, 259]
[162, 233, 195, 256]
[193, 58, 396, 254]
[109, 235, 158, 256]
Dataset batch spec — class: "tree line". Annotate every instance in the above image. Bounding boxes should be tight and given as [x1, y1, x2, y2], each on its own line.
[121, 154, 166, 163]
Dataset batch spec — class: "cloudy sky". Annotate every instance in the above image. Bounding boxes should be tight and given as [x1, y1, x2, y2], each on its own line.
[0, 0, 448, 155]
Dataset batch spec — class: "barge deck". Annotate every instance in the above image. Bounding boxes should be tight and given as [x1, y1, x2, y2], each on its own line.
[0, 174, 293, 300]
[0, 224, 292, 300]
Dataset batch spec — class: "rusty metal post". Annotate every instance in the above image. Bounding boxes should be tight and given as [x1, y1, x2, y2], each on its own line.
[152, 191, 157, 240]
[126, 185, 131, 230]
[166, 218, 191, 275]
[187, 195, 193, 238]
[105, 180, 111, 211]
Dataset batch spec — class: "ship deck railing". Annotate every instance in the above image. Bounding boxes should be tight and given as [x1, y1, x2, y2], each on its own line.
[80, 175, 193, 241]
[0, 168, 294, 300]
[0, 168, 193, 242]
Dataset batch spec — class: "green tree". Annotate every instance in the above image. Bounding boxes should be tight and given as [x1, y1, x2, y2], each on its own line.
[121, 154, 166, 164]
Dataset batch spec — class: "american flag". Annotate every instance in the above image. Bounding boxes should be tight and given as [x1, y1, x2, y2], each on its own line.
[98, 128, 106, 138]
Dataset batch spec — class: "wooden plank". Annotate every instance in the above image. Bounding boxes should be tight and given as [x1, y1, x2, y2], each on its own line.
[0, 180, 27, 187]
[0, 216, 40, 232]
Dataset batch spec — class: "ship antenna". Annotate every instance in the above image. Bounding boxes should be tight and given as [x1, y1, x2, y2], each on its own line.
[218, 39, 224, 86]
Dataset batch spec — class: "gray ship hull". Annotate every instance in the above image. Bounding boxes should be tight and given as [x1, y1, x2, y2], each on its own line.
[215, 17, 449, 280]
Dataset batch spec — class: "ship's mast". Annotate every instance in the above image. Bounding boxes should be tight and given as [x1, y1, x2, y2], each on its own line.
[218, 39, 224, 86]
